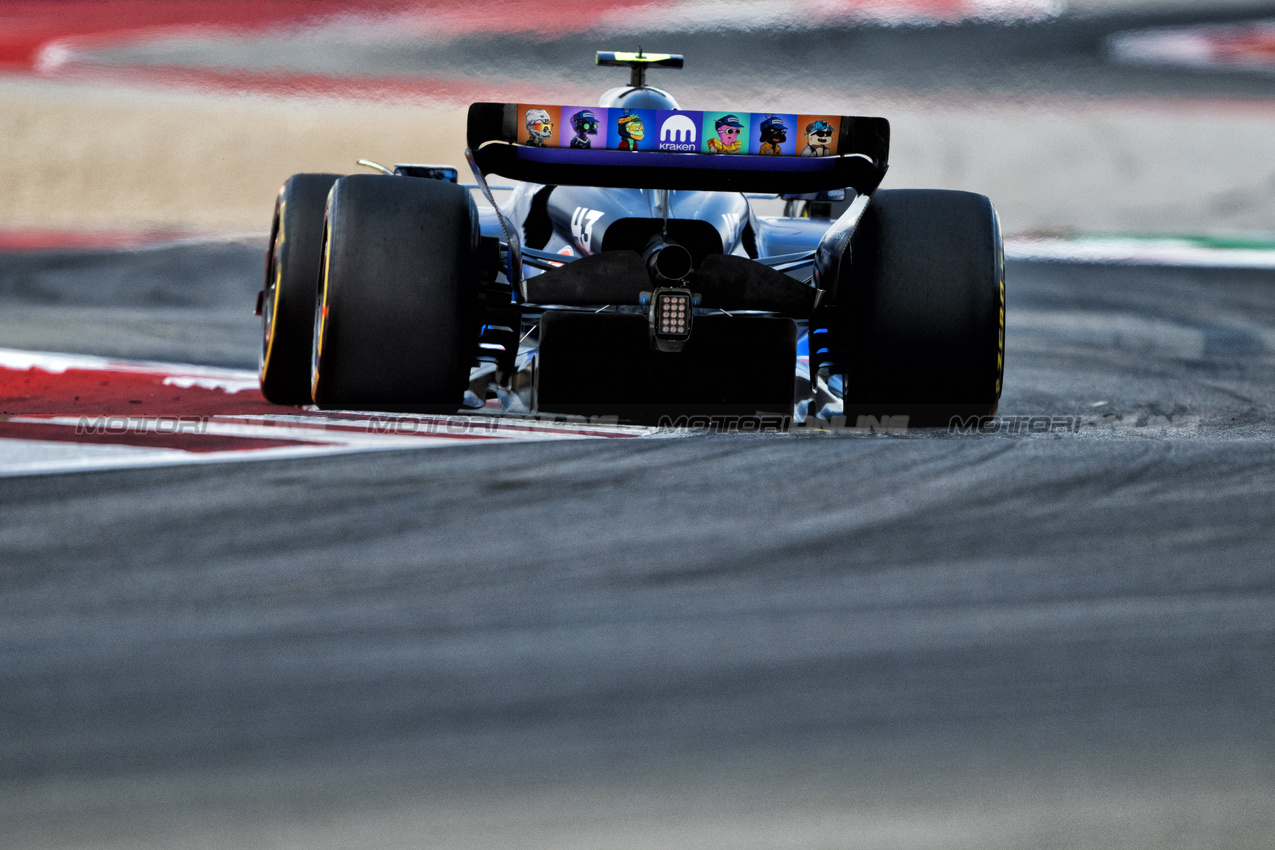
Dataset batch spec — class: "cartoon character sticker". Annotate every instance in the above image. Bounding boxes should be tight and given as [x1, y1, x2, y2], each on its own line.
[702, 112, 747, 154]
[616, 109, 652, 151]
[752, 113, 797, 156]
[517, 104, 840, 157]
[797, 115, 841, 157]
[517, 104, 560, 147]
[566, 108, 602, 149]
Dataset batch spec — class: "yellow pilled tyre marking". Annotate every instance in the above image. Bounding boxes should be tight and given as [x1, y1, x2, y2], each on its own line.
[312, 216, 332, 401]
[996, 276, 1005, 393]
[259, 195, 286, 384]
[993, 206, 1005, 401]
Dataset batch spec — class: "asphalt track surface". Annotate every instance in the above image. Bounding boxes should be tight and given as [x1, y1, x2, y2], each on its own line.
[2, 241, 1275, 849]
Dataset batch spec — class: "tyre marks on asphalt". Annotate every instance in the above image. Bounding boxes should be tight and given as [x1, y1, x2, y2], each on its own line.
[0, 348, 655, 478]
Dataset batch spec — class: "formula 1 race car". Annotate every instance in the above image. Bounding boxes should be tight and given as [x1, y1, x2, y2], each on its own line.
[256, 51, 1004, 426]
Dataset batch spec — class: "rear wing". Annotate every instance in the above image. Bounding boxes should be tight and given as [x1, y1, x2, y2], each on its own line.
[467, 102, 889, 194]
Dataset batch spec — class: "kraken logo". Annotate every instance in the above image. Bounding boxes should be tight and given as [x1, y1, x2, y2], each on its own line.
[658, 114, 698, 151]
[660, 114, 697, 143]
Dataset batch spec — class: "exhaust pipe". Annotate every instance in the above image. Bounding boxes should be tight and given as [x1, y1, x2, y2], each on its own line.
[643, 236, 694, 283]
[641, 236, 696, 353]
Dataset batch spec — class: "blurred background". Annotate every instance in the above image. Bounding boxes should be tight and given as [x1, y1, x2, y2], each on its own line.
[6, 0, 1275, 241]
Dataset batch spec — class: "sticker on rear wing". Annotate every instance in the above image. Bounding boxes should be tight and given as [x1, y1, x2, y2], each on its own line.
[515, 105, 845, 157]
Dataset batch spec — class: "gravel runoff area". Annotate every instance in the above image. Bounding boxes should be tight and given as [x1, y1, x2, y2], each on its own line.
[0, 78, 471, 235]
[6, 75, 1275, 238]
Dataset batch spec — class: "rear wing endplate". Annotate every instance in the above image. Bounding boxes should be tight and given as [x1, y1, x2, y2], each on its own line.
[467, 102, 889, 195]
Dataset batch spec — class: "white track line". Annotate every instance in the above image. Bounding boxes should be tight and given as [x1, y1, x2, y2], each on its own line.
[0, 349, 658, 478]
[1005, 236, 1275, 268]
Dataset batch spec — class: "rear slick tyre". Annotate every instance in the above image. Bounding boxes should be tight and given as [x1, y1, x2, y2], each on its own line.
[259, 172, 341, 405]
[838, 189, 1005, 428]
[311, 174, 480, 412]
